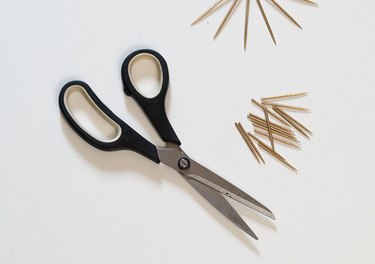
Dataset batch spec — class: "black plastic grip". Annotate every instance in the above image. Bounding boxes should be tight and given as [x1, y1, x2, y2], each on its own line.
[59, 81, 160, 163]
[121, 49, 181, 145]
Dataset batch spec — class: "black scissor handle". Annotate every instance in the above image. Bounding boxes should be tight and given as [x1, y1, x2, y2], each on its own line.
[59, 81, 160, 163]
[121, 49, 181, 145]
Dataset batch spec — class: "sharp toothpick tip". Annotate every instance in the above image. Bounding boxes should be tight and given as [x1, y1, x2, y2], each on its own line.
[214, 0, 240, 40]
[256, 0, 277, 45]
[192, 0, 225, 26]
[305, 0, 319, 6]
[269, 0, 302, 30]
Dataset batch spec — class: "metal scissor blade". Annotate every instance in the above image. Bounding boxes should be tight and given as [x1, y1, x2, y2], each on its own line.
[157, 147, 275, 220]
[187, 159, 275, 220]
[183, 174, 258, 239]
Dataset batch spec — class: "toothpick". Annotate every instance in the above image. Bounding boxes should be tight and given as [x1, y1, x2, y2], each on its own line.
[269, 0, 302, 29]
[262, 102, 310, 111]
[214, 0, 240, 39]
[256, 0, 277, 45]
[261, 91, 308, 101]
[244, 0, 250, 50]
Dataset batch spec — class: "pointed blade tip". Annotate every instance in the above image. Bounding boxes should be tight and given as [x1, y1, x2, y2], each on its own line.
[250, 232, 259, 240]
[262, 208, 276, 220]
[243, 225, 258, 240]
[269, 212, 276, 220]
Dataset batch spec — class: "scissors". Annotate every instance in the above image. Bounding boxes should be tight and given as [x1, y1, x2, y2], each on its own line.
[59, 49, 275, 239]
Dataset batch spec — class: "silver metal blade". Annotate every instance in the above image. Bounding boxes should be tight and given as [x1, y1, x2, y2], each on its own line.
[187, 159, 275, 220]
[184, 174, 258, 239]
[157, 146, 275, 220]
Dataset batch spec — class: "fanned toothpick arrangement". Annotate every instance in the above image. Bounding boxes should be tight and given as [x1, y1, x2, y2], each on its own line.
[235, 92, 312, 172]
[192, 0, 318, 49]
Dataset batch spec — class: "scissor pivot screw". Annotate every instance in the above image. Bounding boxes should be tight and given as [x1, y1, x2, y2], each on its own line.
[178, 158, 190, 170]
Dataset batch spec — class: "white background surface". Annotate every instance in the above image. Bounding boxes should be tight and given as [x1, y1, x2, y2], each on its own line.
[1, 0, 375, 263]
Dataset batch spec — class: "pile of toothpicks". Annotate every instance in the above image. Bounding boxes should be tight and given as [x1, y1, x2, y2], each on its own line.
[235, 92, 312, 172]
